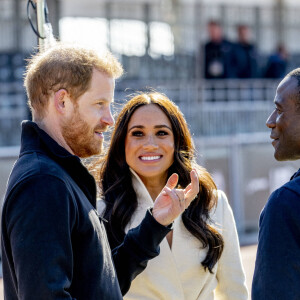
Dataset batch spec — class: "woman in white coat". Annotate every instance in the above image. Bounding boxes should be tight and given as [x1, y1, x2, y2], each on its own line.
[97, 92, 248, 300]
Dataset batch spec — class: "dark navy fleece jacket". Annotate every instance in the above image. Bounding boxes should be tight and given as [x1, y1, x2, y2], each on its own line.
[252, 169, 300, 300]
[1, 121, 170, 300]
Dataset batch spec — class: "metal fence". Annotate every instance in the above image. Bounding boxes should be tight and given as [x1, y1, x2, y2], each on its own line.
[57, 1, 300, 54]
[0, 78, 278, 146]
[114, 78, 277, 136]
[194, 133, 299, 237]
[0, 82, 27, 146]
[2, 1, 300, 60]
[0, 50, 28, 146]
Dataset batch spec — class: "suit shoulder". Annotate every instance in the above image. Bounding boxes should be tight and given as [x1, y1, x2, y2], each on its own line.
[265, 183, 300, 217]
[282, 176, 300, 195]
[14, 151, 65, 178]
[6, 152, 67, 196]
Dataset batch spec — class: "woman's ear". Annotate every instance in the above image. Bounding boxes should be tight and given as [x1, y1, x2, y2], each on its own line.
[54, 89, 69, 114]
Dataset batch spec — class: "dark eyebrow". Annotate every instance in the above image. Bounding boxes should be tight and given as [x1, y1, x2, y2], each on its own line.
[155, 125, 172, 130]
[128, 125, 172, 131]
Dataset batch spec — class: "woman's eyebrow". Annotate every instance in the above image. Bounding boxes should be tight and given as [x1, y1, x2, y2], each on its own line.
[128, 125, 144, 131]
[154, 125, 172, 130]
[128, 124, 172, 131]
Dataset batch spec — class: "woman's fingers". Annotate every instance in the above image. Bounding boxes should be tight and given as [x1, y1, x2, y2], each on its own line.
[165, 173, 179, 190]
[156, 170, 199, 216]
[184, 170, 199, 204]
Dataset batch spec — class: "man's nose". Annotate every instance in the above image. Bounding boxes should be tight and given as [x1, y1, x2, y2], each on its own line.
[101, 107, 115, 127]
[266, 110, 276, 128]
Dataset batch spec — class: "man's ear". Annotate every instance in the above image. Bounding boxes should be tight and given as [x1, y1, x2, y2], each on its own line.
[54, 89, 70, 114]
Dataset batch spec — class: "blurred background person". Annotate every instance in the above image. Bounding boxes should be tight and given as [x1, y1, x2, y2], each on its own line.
[233, 24, 258, 78]
[203, 20, 236, 79]
[264, 44, 289, 79]
[97, 92, 248, 300]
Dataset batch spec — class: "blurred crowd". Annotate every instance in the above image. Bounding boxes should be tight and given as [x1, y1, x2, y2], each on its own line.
[203, 20, 289, 79]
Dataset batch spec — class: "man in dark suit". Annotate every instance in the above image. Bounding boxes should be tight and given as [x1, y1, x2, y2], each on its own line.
[203, 20, 235, 79]
[233, 24, 258, 78]
[264, 44, 289, 79]
[252, 68, 300, 299]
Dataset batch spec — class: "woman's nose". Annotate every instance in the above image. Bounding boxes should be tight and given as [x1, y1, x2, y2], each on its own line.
[143, 135, 158, 149]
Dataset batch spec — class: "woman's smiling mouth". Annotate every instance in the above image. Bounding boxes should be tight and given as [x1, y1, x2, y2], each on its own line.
[139, 155, 162, 161]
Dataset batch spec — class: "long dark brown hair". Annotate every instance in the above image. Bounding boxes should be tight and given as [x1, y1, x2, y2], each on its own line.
[98, 92, 224, 273]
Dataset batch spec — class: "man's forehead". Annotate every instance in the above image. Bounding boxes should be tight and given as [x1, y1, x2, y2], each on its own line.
[274, 76, 299, 107]
[276, 76, 298, 97]
[279, 76, 297, 90]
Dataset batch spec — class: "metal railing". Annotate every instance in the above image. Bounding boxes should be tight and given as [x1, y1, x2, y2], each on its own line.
[0, 82, 28, 146]
[115, 78, 277, 136]
[0, 78, 278, 146]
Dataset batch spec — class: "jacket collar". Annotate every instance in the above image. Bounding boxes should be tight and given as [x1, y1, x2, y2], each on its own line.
[20, 120, 76, 159]
[130, 168, 154, 207]
[20, 120, 97, 207]
[290, 168, 300, 181]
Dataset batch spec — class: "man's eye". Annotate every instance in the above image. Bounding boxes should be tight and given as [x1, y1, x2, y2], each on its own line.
[275, 107, 282, 114]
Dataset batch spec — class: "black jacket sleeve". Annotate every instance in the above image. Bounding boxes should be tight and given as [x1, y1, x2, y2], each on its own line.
[252, 187, 300, 300]
[2, 175, 76, 300]
[111, 210, 171, 295]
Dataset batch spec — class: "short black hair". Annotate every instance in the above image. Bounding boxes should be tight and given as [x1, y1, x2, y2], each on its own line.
[287, 68, 300, 88]
[286, 68, 300, 110]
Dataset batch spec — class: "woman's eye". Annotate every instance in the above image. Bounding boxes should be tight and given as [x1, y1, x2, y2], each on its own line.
[157, 130, 168, 136]
[131, 131, 143, 137]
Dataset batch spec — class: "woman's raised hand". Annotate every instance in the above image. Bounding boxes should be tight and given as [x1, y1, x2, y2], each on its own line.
[152, 170, 199, 226]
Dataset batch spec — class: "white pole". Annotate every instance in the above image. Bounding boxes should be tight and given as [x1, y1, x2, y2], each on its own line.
[36, 0, 46, 50]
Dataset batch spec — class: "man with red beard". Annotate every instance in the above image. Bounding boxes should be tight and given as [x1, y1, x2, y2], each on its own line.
[1, 44, 199, 300]
[252, 68, 300, 299]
